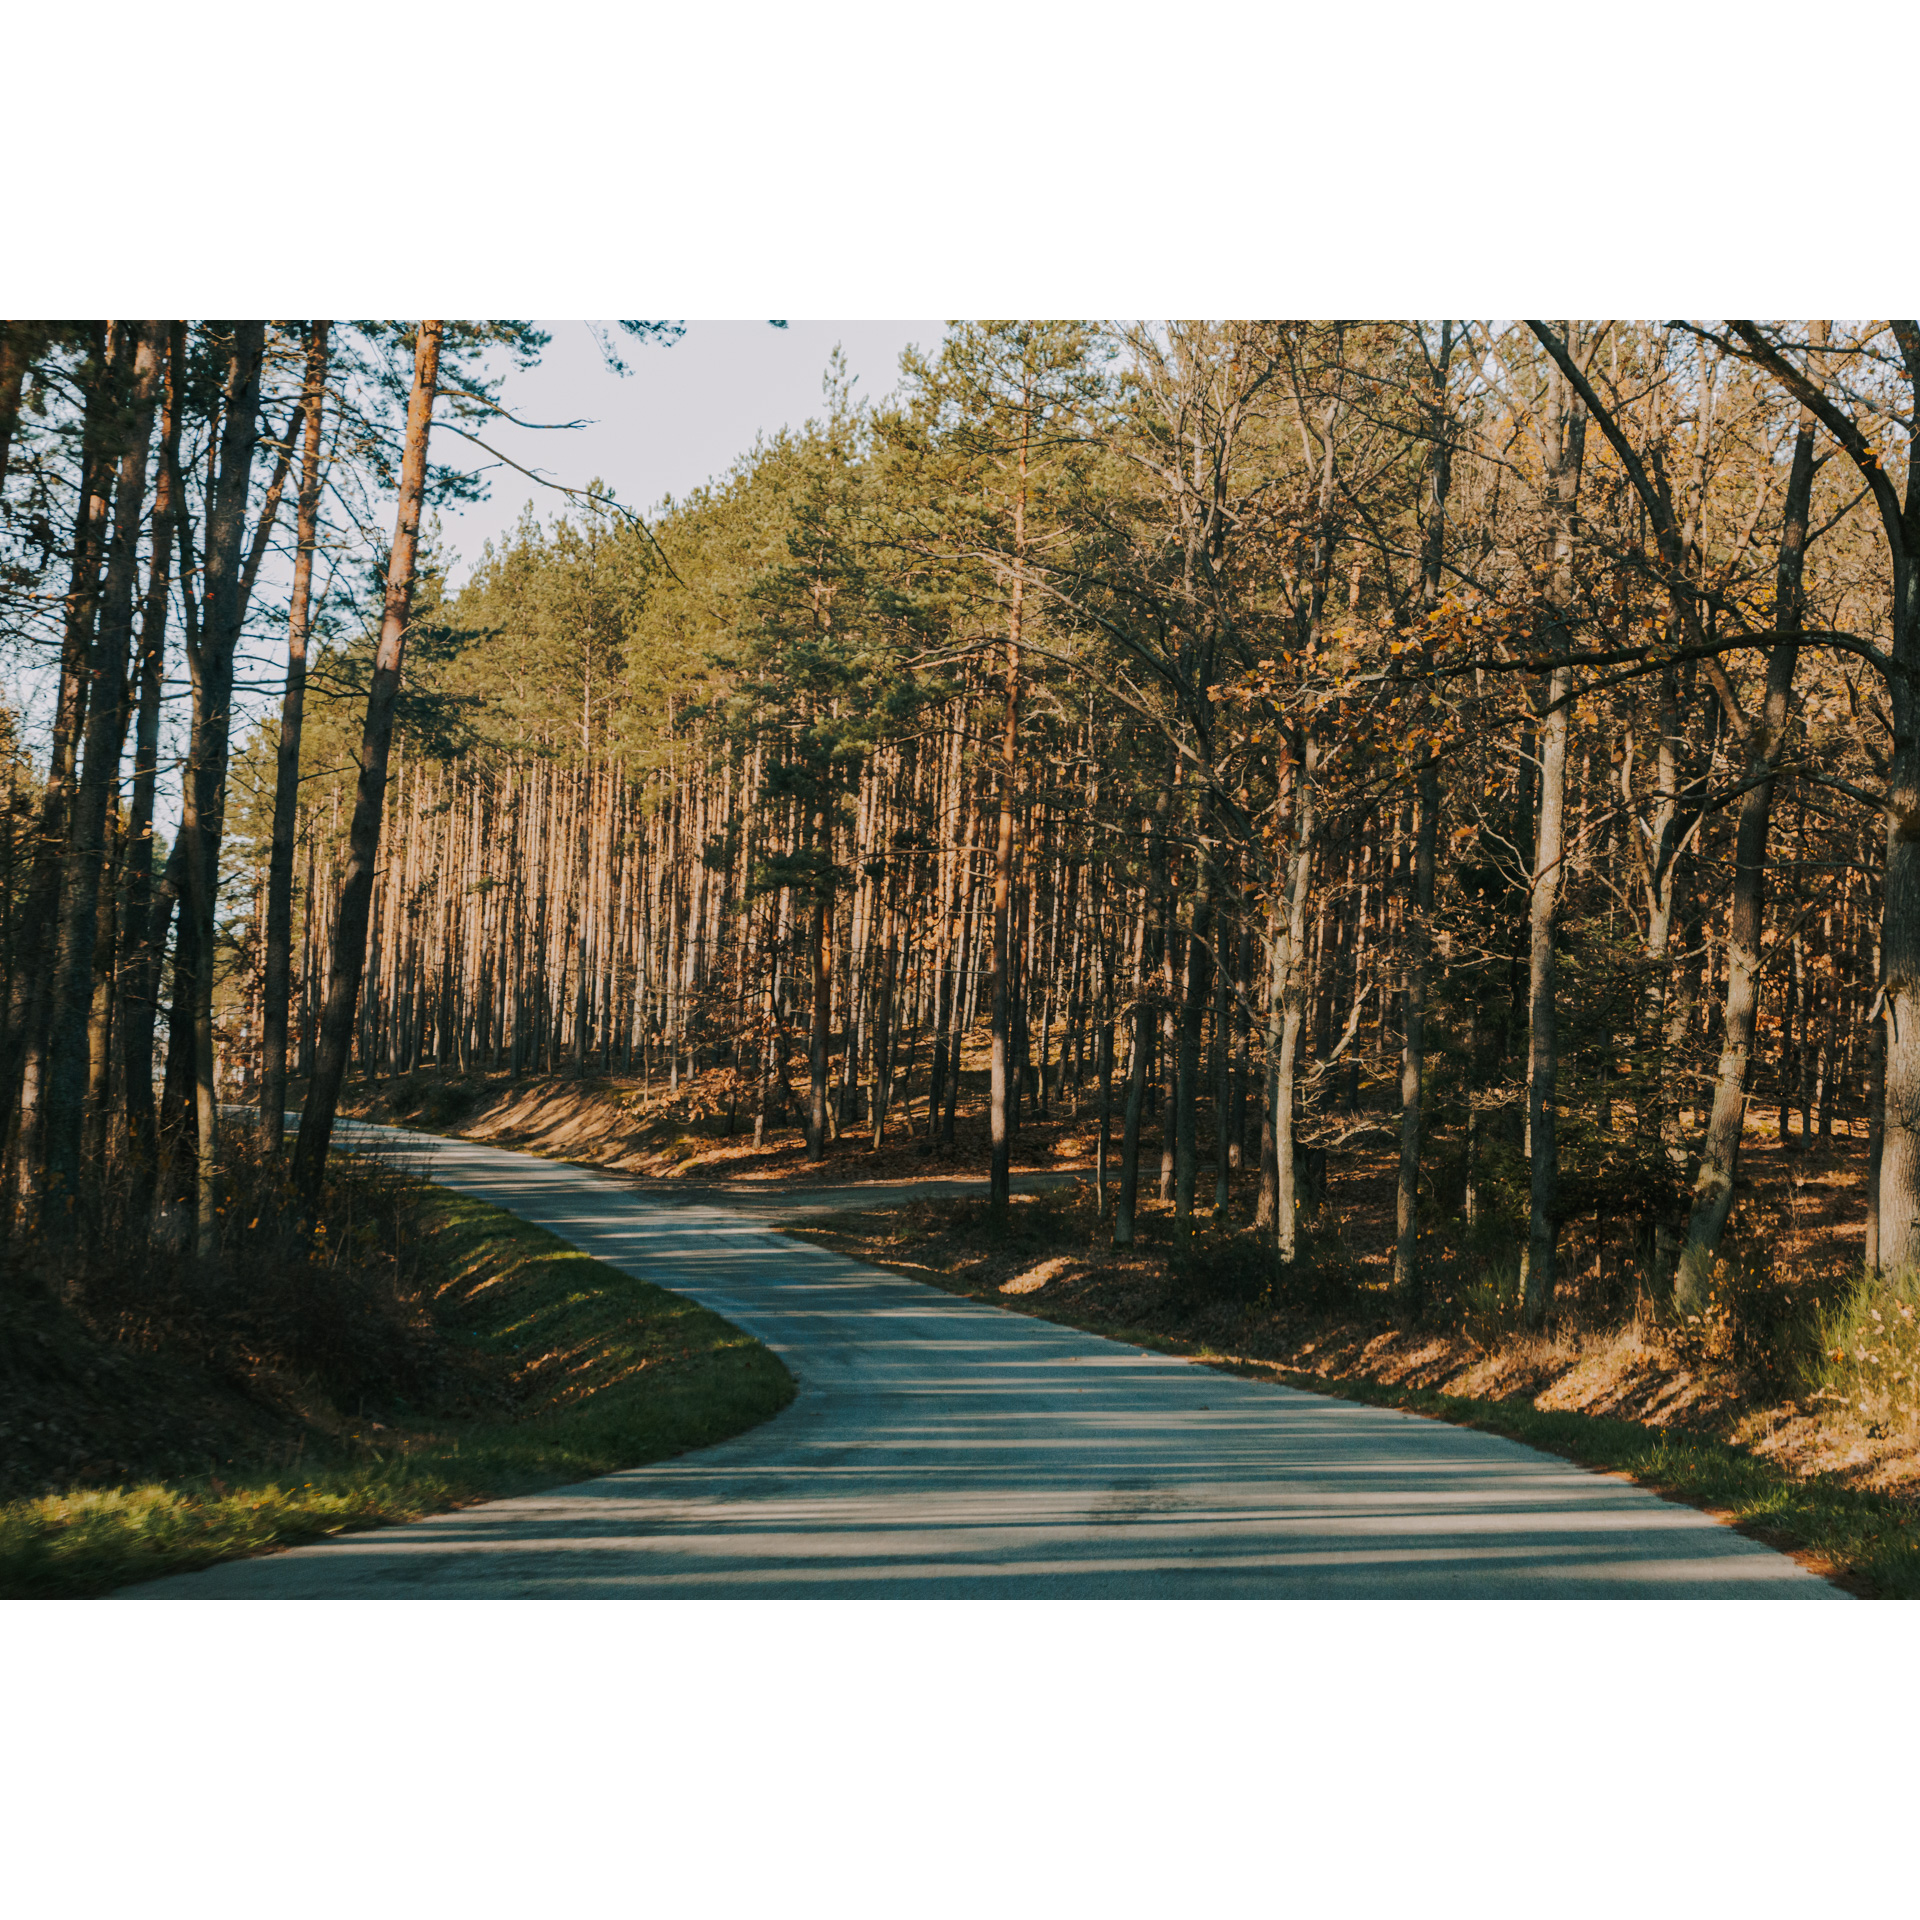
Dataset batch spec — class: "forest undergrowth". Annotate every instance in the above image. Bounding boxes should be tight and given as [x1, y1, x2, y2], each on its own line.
[0, 1140, 792, 1597]
[329, 1041, 1095, 1186]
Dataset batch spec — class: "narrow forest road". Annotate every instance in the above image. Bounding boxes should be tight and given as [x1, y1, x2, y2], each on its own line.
[124, 1126, 1840, 1599]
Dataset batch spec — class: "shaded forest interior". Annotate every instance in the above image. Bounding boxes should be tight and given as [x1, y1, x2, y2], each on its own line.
[5, 318, 1920, 1500]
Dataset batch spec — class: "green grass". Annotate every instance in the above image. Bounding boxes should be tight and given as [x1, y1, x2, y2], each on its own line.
[0, 1189, 794, 1599]
[1810, 1265, 1920, 1438]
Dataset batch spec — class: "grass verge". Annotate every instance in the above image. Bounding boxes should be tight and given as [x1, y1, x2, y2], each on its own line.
[1, 1188, 793, 1599]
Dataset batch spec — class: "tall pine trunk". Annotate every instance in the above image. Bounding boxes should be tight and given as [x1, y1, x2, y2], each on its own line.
[1520, 343, 1586, 1330]
[988, 413, 1027, 1216]
[293, 322, 443, 1204]
[1115, 772, 1170, 1245]
[1393, 320, 1455, 1314]
[261, 322, 331, 1152]
[8, 326, 113, 1203]
[806, 881, 830, 1160]
[1270, 748, 1317, 1270]
[183, 322, 268, 1255]
[1173, 832, 1214, 1232]
[1678, 343, 1821, 1294]
[43, 322, 165, 1218]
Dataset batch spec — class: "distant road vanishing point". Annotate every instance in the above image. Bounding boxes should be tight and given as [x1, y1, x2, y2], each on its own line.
[124, 1125, 1840, 1600]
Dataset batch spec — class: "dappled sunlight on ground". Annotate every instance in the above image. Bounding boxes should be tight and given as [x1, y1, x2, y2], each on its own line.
[122, 1124, 1839, 1600]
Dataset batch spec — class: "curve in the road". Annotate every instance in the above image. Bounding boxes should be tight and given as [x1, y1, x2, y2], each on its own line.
[123, 1125, 1841, 1599]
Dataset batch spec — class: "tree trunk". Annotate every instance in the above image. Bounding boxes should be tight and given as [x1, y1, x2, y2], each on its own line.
[806, 883, 830, 1160]
[42, 323, 165, 1218]
[1522, 667, 1571, 1327]
[1520, 342, 1586, 1330]
[1213, 898, 1232, 1219]
[261, 322, 331, 1153]
[1678, 346, 1821, 1297]
[1116, 772, 1170, 1244]
[8, 325, 112, 1202]
[1270, 755, 1317, 1272]
[1174, 835, 1214, 1232]
[1393, 749, 1439, 1312]
[293, 322, 443, 1205]
[989, 417, 1026, 1216]
[182, 322, 268, 1254]
[1113, 903, 1150, 1249]
[1393, 319, 1455, 1315]
[0, 322, 45, 491]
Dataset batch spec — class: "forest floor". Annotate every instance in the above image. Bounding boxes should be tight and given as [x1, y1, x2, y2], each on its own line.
[315, 1053, 1920, 1587]
[323, 1050, 1868, 1263]
[327, 1045, 1103, 1185]
[0, 1185, 792, 1597]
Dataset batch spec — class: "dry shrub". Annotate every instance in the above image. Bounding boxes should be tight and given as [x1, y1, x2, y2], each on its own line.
[1169, 1227, 1274, 1306]
[1657, 1245, 1851, 1395]
[1460, 1253, 1525, 1342]
[7, 1130, 457, 1417]
[1170, 1221, 1358, 1314]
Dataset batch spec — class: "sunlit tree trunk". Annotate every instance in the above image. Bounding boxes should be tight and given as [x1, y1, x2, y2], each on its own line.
[1394, 750, 1438, 1310]
[293, 322, 443, 1205]
[989, 407, 1028, 1217]
[806, 875, 830, 1160]
[1394, 319, 1455, 1315]
[1270, 746, 1317, 1270]
[261, 322, 331, 1153]
[1520, 342, 1586, 1329]
[1678, 341, 1822, 1295]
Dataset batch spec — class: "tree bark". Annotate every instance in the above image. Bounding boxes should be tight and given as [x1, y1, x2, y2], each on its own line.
[42, 322, 165, 1217]
[1393, 319, 1455, 1315]
[293, 322, 443, 1205]
[1393, 749, 1439, 1311]
[1678, 343, 1822, 1296]
[1116, 771, 1171, 1245]
[181, 322, 267, 1254]
[8, 325, 113, 1202]
[806, 880, 830, 1160]
[0, 322, 49, 496]
[1112, 899, 1150, 1249]
[1270, 749, 1317, 1271]
[988, 409, 1027, 1216]
[261, 322, 331, 1153]
[1174, 832, 1214, 1232]
[1520, 339, 1587, 1330]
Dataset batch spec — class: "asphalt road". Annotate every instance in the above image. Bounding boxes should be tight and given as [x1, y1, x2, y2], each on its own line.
[123, 1125, 1841, 1599]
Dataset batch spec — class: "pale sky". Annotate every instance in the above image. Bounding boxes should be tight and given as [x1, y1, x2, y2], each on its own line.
[436, 319, 943, 583]
[1, 321, 948, 831]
